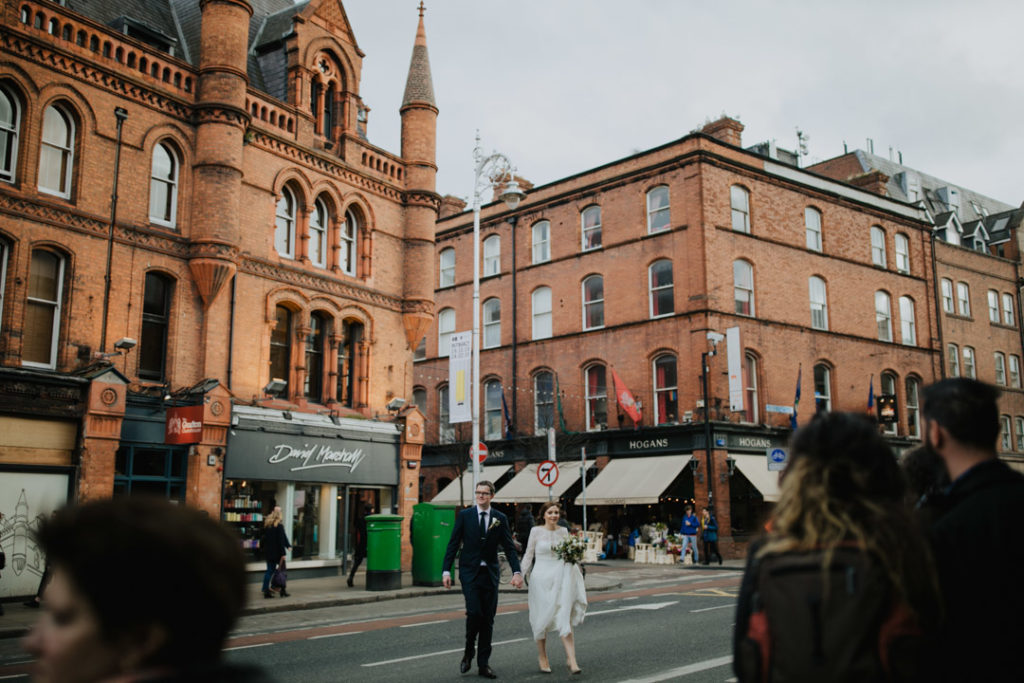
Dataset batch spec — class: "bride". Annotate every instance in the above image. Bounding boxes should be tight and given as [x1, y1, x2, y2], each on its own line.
[519, 502, 587, 674]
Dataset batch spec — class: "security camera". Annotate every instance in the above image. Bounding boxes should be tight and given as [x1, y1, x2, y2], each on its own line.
[113, 337, 137, 350]
[386, 397, 407, 411]
[263, 378, 286, 395]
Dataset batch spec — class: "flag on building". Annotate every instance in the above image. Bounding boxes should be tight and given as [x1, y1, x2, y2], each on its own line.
[611, 367, 642, 426]
[501, 388, 514, 439]
[867, 374, 875, 416]
[790, 365, 801, 430]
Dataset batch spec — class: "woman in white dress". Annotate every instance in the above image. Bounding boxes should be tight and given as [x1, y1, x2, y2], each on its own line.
[519, 502, 587, 674]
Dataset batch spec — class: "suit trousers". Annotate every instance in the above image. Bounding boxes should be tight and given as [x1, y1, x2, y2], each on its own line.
[461, 569, 498, 666]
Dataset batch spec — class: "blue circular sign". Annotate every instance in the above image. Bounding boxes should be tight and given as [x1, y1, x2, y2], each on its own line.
[769, 448, 787, 463]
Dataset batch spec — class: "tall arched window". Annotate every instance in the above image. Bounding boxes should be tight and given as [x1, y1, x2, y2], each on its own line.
[438, 385, 454, 443]
[647, 185, 670, 233]
[304, 312, 326, 400]
[38, 103, 74, 197]
[940, 278, 954, 313]
[439, 247, 455, 287]
[905, 377, 921, 438]
[534, 371, 554, 434]
[274, 187, 296, 258]
[337, 320, 364, 408]
[881, 371, 898, 435]
[870, 226, 887, 267]
[532, 287, 552, 340]
[744, 352, 759, 423]
[139, 273, 173, 381]
[994, 352, 1007, 386]
[149, 142, 179, 226]
[483, 235, 500, 277]
[340, 208, 358, 276]
[23, 249, 65, 368]
[813, 363, 831, 414]
[532, 221, 550, 264]
[1003, 293, 1016, 326]
[875, 291, 893, 341]
[733, 260, 754, 316]
[653, 354, 677, 425]
[585, 364, 607, 431]
[988, 290, 1001, 323]
[730, 185, 750, 233]
[947, 343, 960, 377]
[963, 346, 976, 378]
[483, 298, 501, 349]
[899, 296, 916, 345]
[582, 275, 604, 330]
[268, 305, 292, 396]
[809, 276, 828, 330]
[309, 198, 328, 268]
[0, 85, 21, 183]
[484, 380, 503, 440]
[805, 207, 822, 251]
[895, 233, 910, 273]
[649, 260, 673, 318]
[581, 205, 601, 251]
[438, 308, 455, 356]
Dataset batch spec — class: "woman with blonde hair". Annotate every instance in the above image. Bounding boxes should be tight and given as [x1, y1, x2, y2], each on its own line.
[261, 506, 291, 599]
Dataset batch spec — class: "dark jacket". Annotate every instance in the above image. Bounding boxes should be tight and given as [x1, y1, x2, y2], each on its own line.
[442, 507, 521, 586]
[702, 514, 718, 542]
[354, 514, 368, 553]
[261, 523, 290, 562]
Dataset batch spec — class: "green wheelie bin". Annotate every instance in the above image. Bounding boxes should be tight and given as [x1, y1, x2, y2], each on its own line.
[365, 513, 403, 590]
[411, 502, 456, 586]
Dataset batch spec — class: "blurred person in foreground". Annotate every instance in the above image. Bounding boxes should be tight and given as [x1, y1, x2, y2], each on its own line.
[22, 497, 271, 683]
[922, 378, 1024, 682]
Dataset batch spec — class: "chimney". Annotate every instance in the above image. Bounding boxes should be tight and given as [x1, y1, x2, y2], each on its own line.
[701, 116, 744, 147]
[848, 169, 890, 197]
[439, 194, 467, 218]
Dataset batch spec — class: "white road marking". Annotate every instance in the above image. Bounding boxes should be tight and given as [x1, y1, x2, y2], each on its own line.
[307, 630, 365, 640]
[0, 675, 30, 680]
[362, 637, 530, 668]
[691, 604, 734, 613]
[400, 619, 449, 628]
[587, 600, 678, 616]
[223, 642, 274, 652]
[618, 655, 733, 682]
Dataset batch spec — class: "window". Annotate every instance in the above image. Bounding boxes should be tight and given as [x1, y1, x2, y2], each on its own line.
[581, 206, 601, 251]
[947, 343, 960, 377]
[534, 371, 554, 435]
[1010, 355, 1021, 388]
[438, 385, 455, 443]
[337, 320, 363, 408]
[483, 298, 500, 349]
[149, 142, 179, 226]
[962, 346, 976, 379]
[582, 275, 604, 330]
[308, 199, 328, 268]
[956, 282, 971, 316]
[895, 233, 909, 273]
[23, 249, 65, 368]
[870, 226, 886, 267]
[439, 248, 455, 287]
[730, 185, 750, 233]
[268, 305, 292, 396]
[805, 207, 822, 251]
[0, 241, 7, 325]
[995, 352, 1007, 386]
[875, 291, 892, 342]
[881, 372, 897, 435]
[905, 377, 921, 438]
[941, 278, 954, 313]
[1017, 417, 1024, 451]
[0, 85, 21, 183]
[647, 185, 670, 233]
[438, 308, 455, 357]
[899, 296, 916, 345]
[532, 287, 552, 340]
[484, 380, 503, 440]
[733, 260, 754, 316]
[653, 354, 678, 425]
[809, 276, 828, 330]
[649, 260, 674, 318]
[1003, 293, 1015, 326]
[413, 336, 426, 362]
[532, 221, 550, 264]
[138, 273, 172, 381]
[304, 312, 326, 400]
[1000, 415, 1012, 451]
[988, 290, 1000, 323]
[274, 187, 296, 258]
[340, 209, 358, 276]
[813, 364, 831, 414]
[483, 235, 500, 277]
[39, 104, 74, 197]
[412, 387, 426, 412]
[113, 445, 187, 501]
[744, 352, 759, 423]
[585, 364, 607, 431]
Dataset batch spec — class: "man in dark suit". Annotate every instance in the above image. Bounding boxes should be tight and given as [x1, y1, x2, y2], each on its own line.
[443, 480, 523, 679]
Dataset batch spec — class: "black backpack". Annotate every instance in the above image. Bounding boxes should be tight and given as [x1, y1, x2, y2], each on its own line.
[735, 546, 925, 683]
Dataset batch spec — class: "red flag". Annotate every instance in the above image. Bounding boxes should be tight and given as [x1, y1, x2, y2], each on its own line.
[611, 367, 642, 425]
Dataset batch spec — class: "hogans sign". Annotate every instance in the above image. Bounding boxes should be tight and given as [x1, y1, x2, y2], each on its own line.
[165, 405, 204, 444]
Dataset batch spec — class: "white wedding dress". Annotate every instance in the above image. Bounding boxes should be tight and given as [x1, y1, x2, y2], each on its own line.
[520, 526, 588, 640]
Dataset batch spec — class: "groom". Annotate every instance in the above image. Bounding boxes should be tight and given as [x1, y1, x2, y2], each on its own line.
[443, 480, 523, 678]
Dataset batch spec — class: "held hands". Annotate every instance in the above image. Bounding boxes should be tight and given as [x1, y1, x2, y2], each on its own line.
[510, 573, 524, 589]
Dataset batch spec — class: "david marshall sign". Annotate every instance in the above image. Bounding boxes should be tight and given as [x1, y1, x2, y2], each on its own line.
[165, 405, 203, 445]
[269, 443, 367, 472]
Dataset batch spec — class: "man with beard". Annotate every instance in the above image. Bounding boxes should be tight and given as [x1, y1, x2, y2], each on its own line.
[922, 378, 1024, 682]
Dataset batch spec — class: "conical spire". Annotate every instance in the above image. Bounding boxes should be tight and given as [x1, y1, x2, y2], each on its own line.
[402, 3, 436, 108]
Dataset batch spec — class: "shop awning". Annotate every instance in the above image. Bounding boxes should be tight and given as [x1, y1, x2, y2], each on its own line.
[492, 461, 590, 503]
[430, 465, 513, 504]
[574, 454, 692, 506]
[733, 454, 782, 502]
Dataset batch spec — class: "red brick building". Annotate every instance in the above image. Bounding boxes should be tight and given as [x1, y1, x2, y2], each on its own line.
[0, 0, 436, 591]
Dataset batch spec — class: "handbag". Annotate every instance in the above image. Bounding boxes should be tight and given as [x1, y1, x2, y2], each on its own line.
[270, 560, 287, 590]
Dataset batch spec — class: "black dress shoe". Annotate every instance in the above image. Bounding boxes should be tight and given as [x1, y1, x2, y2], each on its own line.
[460, 657, 472, 674]
[478, 665, 497, 679]
[279, 589, 289, 597]
[263, 590, 274, 599]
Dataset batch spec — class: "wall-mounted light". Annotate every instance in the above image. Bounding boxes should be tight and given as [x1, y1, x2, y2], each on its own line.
[263, 378, 286, 396]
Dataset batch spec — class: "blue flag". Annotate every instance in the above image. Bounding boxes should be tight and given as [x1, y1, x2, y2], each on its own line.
[790, 365, 801, 430]
[867, 375, 875, 415]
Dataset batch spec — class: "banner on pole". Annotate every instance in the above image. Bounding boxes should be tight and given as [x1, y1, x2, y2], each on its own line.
[449, 331, 472, 423]
[727, 326, 743, 412]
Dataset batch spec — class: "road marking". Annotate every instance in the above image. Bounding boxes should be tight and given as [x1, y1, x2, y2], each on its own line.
[686, 588, 736, 597]
[223, 643, 274, 652]
[691, 604, 733, 613]
[307, 631, 364, 640]
[400, 619, 449, 628]
[618, 655, 733, 682]
[362, 637, 529, 668]
[587, 600, 677, 616]
[0, 676, 30, 681]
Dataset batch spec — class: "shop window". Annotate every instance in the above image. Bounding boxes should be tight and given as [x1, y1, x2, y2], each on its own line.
[337, 319, 364, 408]
[439, 247, 455, 287]
[483, 235, 500, 277]
[730, 185, 750, 233]
[805, 207, 822, 251]
[532, 287, 552, 340]
[582, 275, 604, 330]
[484, 379, 503, 440]
[585, 364, 607, 431]
[0, 84, 21, 183]
[113, 445, 187, 501]
[139, 272, 173, 381]
[483, 298, 500, 349]
[733, 260, 754, 316]
[221, 480, 268, 553]
[438, 307, 455, 356]
[649, 260, 673, 318]
[647, 185, 670, 233]
[39, 103, 75, 198]
[274, 186, 296, 258]
[813, 363, 831, 414]
[23, 249, 65, 369]
[340, 208, 359, 276]
[309, 198, 328, 268]
[653, 354, 677, 425]
[534, 371, 554, 435]
[304, 312, 327, 400]
[438, 384, 455, 443]
[268, 305, 292, 396]
[291, 484, 321, 560]
[149, 141, 179, 227]
[581, 205, 601, 251]
[532, 220, 550, 264]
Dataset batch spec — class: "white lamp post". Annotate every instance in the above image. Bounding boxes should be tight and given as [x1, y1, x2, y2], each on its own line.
[470, 132, 525, 492]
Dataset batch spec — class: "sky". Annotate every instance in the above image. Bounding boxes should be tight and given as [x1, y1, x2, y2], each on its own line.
[341, 0, 1024, 207]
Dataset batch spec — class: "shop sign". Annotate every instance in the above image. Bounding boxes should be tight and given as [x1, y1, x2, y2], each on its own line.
[727, 434, 783, 451]
[165, 405, 203, 444]
[226, 428, 398, 484]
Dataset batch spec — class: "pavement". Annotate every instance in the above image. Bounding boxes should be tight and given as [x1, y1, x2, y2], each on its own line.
[0, 557, 744, 640]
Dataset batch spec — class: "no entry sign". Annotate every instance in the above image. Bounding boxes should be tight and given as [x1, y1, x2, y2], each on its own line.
[470, 442, 488, 463]
[537, 460, 559, 487]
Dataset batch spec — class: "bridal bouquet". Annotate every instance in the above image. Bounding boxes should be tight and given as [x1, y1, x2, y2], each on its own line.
[552, 534, 587, 565]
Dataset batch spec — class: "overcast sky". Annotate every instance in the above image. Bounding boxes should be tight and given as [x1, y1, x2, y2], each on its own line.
[341, 1, 1023, 207]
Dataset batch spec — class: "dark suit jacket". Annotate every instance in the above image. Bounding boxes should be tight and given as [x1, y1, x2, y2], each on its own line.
[442, 506, 521, 586]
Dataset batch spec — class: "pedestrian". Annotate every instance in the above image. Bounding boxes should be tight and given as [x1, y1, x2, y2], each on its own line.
[922, 378, 1024, 682]
[679, 504, 700, 565]
[21, 497, 271, 682]
[899, 445, 950, 529]
[734, 412, 940, 682]
[700, 507, 722, 565]
[514, 503, 533, 551]
[261, 506, 291, 599]
[347, 503, 373, 587]
[441, 480, 523, 679]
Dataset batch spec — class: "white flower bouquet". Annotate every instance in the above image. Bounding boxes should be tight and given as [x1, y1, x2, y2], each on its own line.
[552, 533, 587, 565]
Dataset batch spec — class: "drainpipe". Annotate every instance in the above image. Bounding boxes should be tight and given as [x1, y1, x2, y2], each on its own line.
[100, 107, 128, 353]
[1014, 264, 1024, 372]
[929, 228, 946, 379]
[227, 275, 236, 389]
[509, 216, 519, 435]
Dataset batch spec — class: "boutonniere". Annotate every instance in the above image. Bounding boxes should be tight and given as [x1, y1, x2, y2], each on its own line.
[488, 518, 500, 532]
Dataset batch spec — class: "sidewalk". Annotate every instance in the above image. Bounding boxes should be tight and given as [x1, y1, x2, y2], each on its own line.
[0, 558, 743, 640]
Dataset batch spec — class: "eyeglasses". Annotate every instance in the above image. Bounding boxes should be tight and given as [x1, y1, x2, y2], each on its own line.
[475, 490, 492, 497]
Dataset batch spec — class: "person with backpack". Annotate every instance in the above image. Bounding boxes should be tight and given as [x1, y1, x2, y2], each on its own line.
[733, 412, 941, 682]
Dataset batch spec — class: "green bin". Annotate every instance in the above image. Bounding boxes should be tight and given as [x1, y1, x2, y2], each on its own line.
[366, 513, 403, 591]
[412, 503, 456, 586]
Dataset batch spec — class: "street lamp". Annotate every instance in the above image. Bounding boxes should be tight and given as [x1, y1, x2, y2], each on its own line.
[470, 132, 525, 492]
[702, 331, 724, 505]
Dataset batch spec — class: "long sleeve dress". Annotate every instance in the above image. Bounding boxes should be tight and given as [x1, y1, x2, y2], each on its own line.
[519, 525, 588, 641]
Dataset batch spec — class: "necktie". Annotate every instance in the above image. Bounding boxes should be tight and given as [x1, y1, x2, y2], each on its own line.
[480, 511, 487, 539]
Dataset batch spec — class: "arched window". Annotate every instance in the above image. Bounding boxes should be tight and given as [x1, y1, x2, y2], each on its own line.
[323, 82, 335, 138]
[947, 343, 960, 377]
[895, 233, 910, 273]
[0, 85, 21, 183]
[439, 247, 455, 287]
[649, 260, 673, 318]
[647, 185, 670, 233]
[438, 384, 454, 443]
[905, 377, 921, 438]
[337, 320, 364, 408]
[584, 364, 607, 431]
[653, 354, 677, 425]
[809, 276, 828, 330]
[733, 260, 754, 316]
[438, 308, 455, 357]
[412, 387, 427, 413]
[875, 291, 892, 342]
[1003, 293, 1016, 326]
[730, 185, 750, 233]
[340, 208, 359, 276]
[309, 198, 328, 268]
[963, 346, 976, 378]
[940, 278, 954, 313]
[23, 249, 65, 368]
[582, 275, 604, 330]
[39, 103, 74, 197]
[745, 352, 759, 423]
[899, 296, 916, 345]
[149, 142, 179, 226]
[483, 298, 500, 349]
[532, 287, 552, 340]
[274, 187, 296, 258]
[813, 363, 831, 414]
[483, 235, 500, 277]
[304, 312, 326, 400]
[532, 220, 550, 264]
[581, 205, 601, 251]
[534, 371, 554, 434]
[139, 272, 173, 381]
[994, 352, 1007, 386]
[870, 226, 887, 267]
[268, 305, 292, 397]
[484, 379, 503, 440]
[988, 290, 1001, 323]
[805, 207, 822, 251]
[881, 371, 898, 435]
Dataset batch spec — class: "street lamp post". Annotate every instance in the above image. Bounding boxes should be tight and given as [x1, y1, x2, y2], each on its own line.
[470, 132, 525, 492]
[701, 332, 723, 505]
